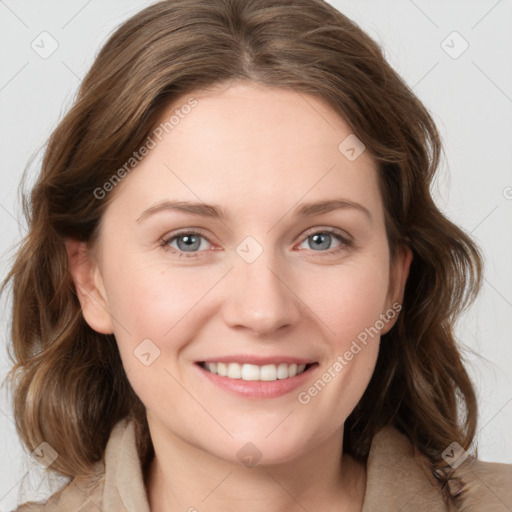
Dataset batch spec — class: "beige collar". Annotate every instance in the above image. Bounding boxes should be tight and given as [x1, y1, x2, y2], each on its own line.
[361, 427, 446, 511]
[100, 419, 447, 511]
[21, 418, 512, 511]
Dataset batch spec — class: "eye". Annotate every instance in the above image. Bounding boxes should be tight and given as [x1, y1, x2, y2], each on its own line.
[297, 228, 352, 253]
[161, 231, 212, 256]
[160, 228, 352, 258]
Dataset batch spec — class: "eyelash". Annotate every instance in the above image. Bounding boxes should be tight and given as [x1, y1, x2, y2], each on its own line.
[159, 228, 353, 258]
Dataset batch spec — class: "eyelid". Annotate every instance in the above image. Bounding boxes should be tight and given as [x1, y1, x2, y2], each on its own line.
[159, 228, 217, 255]
[299, 226, 352, 242]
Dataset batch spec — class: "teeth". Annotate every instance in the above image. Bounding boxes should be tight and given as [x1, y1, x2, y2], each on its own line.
[260, 364, 276, 381]
[203, 362, 309, 381]
[217, 362, 227, 377]
[241, 364, 260, 381]
[227, 362, 242, 379]
[277, 363, 289, 379]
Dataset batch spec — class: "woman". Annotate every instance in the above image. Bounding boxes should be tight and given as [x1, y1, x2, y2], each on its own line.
[3, 0, 511, 510]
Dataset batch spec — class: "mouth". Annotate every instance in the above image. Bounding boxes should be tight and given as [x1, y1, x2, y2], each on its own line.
[198, 361, 313, 381]
[195, 359, 318, 399]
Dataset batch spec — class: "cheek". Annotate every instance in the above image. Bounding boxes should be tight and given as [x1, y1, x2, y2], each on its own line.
[301, 255, 391, 347]
[101, 259, 217, 402]
[293, 255, 390, 413]
[102, 255, 218, 338]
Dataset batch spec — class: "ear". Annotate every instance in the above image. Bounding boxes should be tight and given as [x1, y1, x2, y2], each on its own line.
[65, 239, 114, 334]
[380, 245, 413, 335]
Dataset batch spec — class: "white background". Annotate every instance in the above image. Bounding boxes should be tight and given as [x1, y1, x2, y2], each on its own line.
[1, 0, 511, 509]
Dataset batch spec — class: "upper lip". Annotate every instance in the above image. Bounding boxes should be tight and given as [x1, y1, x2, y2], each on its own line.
[198, 355, 316, 365]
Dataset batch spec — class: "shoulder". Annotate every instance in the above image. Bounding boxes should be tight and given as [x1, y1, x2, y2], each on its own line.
[12, 418, 148, 512]
[363, 427, 447, 511]
[438, 456, 512, 511]
[365, 427, 512, 512]
[12, 467, 105, 512]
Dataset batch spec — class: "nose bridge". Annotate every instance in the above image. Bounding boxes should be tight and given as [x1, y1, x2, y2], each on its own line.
[222, 241, 301, 335]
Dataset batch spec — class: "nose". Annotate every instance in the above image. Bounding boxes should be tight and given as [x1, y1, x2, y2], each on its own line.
[221, 252, 302, 337]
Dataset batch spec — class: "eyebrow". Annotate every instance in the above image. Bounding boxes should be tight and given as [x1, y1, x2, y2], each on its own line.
[136, 198, 372, 223]
[294, 199, 372, 221]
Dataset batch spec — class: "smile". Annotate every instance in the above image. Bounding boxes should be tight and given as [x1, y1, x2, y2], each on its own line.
[200, 362, 311, 381]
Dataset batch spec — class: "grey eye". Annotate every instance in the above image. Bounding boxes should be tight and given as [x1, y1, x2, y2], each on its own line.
[170, 234, 205, 252]
[306, 233, 336, 251]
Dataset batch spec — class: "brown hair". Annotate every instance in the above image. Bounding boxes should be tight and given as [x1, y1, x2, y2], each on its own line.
[3, 0, 481, 500]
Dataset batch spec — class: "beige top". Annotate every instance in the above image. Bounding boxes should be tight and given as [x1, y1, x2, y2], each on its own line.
[15, 419, 512, 511]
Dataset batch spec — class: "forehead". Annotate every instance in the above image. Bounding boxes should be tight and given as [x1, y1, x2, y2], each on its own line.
[157, 81, 374, 173]
[102, 82, 383, 224]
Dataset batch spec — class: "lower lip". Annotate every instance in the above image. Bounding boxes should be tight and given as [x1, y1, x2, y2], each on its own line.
[196, 363, 317, 399]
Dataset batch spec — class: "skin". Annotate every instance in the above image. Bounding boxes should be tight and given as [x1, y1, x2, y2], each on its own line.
[68, 81, 412, 511]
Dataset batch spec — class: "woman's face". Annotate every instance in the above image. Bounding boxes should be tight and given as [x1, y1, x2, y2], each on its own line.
[75, 81, 410, 465]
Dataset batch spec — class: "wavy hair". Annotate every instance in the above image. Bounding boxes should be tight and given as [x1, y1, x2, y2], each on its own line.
[2, 0, 482, 502]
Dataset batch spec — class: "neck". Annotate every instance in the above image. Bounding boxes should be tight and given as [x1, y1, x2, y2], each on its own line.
[145, 417, 366, 512]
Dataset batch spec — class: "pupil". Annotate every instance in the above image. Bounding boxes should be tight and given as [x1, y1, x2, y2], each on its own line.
[310, 233, 331, 250]
[178, 235, 200, 251]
